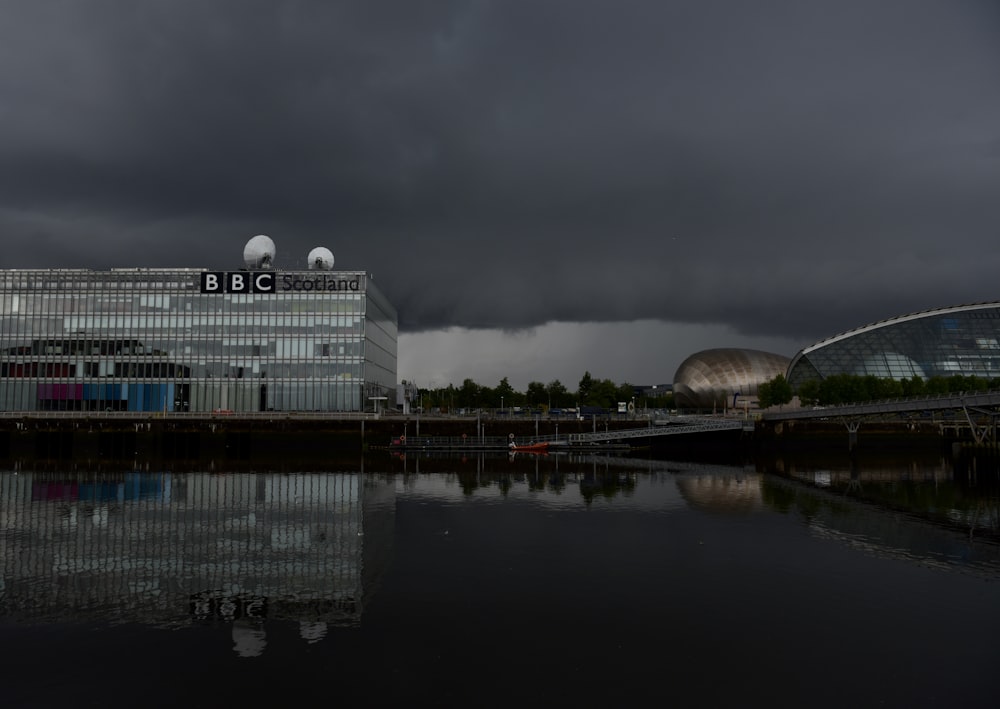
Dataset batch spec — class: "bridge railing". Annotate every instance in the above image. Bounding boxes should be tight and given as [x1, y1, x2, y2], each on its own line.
[761, 389, 1000, 421]
[567, 417, 747, 443]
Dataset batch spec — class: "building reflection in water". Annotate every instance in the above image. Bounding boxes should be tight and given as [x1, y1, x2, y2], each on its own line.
[0, 471, 395, 657]
[3, 457, 998, 658]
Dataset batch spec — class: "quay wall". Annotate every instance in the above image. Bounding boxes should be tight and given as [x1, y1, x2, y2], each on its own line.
[754, 418, 951, 453]
[0, 414, 982, 466]
[0, 414, 644, 464]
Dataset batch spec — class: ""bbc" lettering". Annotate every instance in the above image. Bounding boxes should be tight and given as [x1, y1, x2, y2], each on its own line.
[200, 272, 275, 293]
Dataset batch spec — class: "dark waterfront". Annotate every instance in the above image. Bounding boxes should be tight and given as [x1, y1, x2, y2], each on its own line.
[2, 448, 999, 708]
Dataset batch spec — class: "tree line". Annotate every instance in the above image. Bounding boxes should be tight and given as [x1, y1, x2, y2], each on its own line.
[404, 371, 675, 412]
[757, 373, 1000, 409]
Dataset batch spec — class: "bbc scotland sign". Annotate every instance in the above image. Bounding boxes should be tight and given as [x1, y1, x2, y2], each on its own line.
[200, 272, 361, 294]
[201, 272, 275, 293]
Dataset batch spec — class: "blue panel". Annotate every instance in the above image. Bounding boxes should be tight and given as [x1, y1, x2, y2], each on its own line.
[142, 383, 175, 412]
[128, 383, 143, 411]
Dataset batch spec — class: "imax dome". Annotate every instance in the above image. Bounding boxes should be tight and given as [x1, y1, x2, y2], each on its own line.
[673, 348, 791, 411]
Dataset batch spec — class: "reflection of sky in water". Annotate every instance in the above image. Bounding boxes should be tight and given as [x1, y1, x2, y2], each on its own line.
[394, 458, 1000, 581]
[802, 499, 1000, 579]
[754, 464, 1000, 580]
[2, 460, 999, 662]
[396, 459, 748, 512]
[3, 461, 998, 707]
[776, 458, 1000, 567]
[396, 472, 688, 511]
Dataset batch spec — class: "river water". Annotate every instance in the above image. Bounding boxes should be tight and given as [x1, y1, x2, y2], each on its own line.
[1, 450, 998, 708]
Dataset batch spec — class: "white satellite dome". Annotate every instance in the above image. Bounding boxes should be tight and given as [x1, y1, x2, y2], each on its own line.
[243, 234, 276, 270]
[307, 247, 335, 270]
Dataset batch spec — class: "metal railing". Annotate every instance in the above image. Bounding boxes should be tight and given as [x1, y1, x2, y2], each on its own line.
[761, 389, 1000, 421]
[567, 417, 748, 444]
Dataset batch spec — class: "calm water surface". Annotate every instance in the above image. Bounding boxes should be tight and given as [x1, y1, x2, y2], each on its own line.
[2, 453, 999, 708]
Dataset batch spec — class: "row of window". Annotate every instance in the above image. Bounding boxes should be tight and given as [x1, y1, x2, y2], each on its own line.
[2, 296, 365, 315]
[0, 270, 397, 412]
[2, 361, 364, 378]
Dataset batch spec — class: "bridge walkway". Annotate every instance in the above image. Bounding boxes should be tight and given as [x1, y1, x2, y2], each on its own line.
[566, 417, 751, 445]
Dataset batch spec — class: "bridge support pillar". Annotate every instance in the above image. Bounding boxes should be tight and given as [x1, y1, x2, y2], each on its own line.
[844, 420, 861, 452]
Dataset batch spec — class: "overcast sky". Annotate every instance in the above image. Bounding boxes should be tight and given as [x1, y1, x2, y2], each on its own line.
[2, 0, 998, 390]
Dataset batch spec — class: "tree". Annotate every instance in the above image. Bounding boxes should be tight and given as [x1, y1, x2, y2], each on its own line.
[577, 371, 594, 404]
[590, 378, 620, 408]
[495, 377, 516, 408]
[900, 376, 926, 397]
[526, 381, 548, 408]
[758, 374, 793, 409]
[546, 380, 572, 408]
[456, 378, 481, 409]
[796, 379, 820, 406]
[616, 382, 635, 406]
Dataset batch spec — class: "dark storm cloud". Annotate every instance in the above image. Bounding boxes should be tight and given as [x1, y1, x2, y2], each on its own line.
[2, 0, 999, 344]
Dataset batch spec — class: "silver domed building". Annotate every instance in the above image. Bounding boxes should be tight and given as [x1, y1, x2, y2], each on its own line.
[673, 348, 791, 411]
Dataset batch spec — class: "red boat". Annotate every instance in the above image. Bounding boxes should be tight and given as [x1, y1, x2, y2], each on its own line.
[509, 441, 550, 453]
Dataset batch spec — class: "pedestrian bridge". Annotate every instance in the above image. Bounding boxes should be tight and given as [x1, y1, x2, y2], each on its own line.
[563, 416, 752, 445]
[761, 390, 1000, 421]
[760, 390, 1000, 445]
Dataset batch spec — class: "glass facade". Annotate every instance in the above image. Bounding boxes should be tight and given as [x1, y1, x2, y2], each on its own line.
[0, 268, 397, 412]
[787, 303, 1000, 390]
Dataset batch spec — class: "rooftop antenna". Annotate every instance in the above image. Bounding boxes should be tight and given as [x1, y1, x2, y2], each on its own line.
[243, 235, 276, 270]
[307, 247, 335, 270]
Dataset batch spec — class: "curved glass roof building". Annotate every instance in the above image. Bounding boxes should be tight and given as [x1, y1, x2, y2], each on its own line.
[673, 348, 791, 411]
[787, 302, 1000, 390]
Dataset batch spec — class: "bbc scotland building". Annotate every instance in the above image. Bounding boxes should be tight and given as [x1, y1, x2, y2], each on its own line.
[0, 236, 397, 413]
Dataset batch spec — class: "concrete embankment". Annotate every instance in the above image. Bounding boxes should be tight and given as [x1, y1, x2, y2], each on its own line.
[0, 414, 980, 467]
[0, 415, 650, 464]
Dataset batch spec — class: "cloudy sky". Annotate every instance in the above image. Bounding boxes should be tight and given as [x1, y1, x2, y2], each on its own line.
[2, 1, 998, 390]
